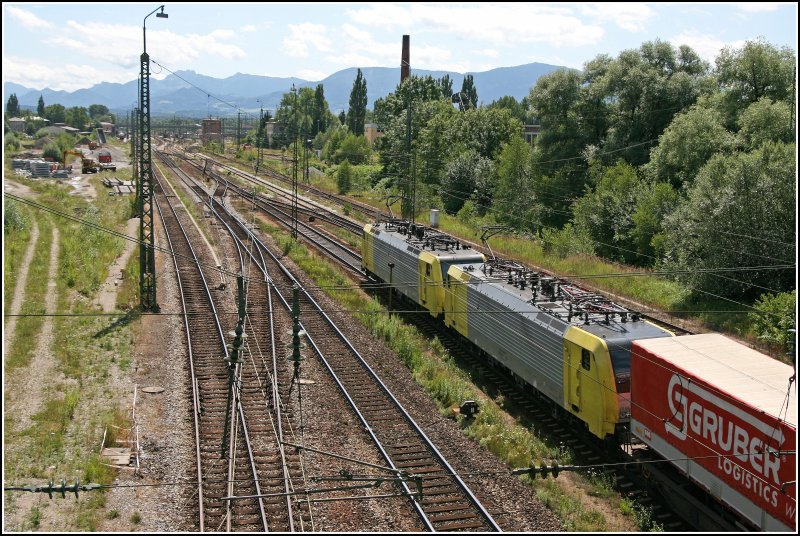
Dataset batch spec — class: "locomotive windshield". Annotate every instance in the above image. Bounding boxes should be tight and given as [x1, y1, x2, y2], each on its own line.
[609, 343, 632, 376]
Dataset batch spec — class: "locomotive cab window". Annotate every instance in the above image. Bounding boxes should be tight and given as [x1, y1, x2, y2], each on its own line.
[581, 348, 592, 371]
[425, 264, 431, 276]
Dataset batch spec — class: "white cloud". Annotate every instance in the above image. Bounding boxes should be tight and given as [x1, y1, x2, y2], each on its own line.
[44, 21, 246, 71]
[346, 3, 604, 47]
[323, 24, 458, 72]
[241, 24, 257, 33]
[3, 56, 135, 91]
[297, 69, 328, 81]
[474, 49, 499, 58]
[670, 32, 746, 63]
[346, 3, 411, 28]
[6, 6, 52, 29]
[736, 3, 783, 13]
[281, 23, 332, 58]
[581, 3, 656, 32]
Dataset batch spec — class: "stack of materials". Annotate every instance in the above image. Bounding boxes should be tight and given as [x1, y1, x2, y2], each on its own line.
[112, 182, 135, 195]
[29, 160, 52, 178]
[102, 177, 135, 195]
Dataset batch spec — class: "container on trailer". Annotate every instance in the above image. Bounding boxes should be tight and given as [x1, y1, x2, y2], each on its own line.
[630, 334, 796, 532]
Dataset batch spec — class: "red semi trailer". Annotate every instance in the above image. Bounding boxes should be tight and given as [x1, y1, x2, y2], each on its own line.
[631, 334, 796, 532]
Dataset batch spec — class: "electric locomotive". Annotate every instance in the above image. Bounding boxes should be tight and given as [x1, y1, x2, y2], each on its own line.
[362, 220, 673, 439]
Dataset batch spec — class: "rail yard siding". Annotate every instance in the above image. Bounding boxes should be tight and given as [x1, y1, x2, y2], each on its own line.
[631, 334, 796, 531]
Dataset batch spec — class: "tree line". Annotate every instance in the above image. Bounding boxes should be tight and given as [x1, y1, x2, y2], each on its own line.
[5, 93, 116, 134]
[265, 38, 795, 350]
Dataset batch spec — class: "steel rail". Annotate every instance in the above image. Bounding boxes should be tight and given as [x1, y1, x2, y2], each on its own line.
[159, 151, 294, 530]
[153, 163, 268, 531]
[209, 188, 501, 532]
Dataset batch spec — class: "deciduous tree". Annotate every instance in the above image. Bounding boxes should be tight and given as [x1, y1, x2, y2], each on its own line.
[660, 142, 796, 298]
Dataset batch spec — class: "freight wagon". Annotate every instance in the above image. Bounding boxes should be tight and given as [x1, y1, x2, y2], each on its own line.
[631, 334, 796, 532]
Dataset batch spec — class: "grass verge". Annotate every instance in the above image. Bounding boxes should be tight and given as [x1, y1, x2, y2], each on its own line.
[4, 215, 53, 372]
[3, 198, 33, 315]
[3, 174, 136, 530]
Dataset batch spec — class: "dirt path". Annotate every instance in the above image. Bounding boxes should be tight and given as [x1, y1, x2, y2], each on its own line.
[94, 218, 140, 312]
[11, 226, 64, 431]
[3, 220, 40, 356]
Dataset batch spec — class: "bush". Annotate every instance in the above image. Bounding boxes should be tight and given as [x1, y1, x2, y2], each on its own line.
[334, 133, 371, 165]
[5, 132, 20, 151]
[4, 199, 29, 233]
[540, 223, 595, 258]
[749, 290, 796, 357]
[42, 142, 61, 161]
[336, 160, 353, 194]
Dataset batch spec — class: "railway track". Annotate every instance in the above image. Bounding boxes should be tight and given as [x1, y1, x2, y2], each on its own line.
[180, 150, 376, 234]
[162, 150, 503, 531]
[162, 146, 698, 530]
[170, 152, 363, 274]
[158, 153, 315, 531]
[201, 150, 386, 223]
[155, 171, 270, 531]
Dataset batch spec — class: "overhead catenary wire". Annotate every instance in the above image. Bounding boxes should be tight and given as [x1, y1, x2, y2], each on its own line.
[10, 164, 792, 516]
[9, 192, 791, 294]
[197, 143, 795, 269]
[6, 190, 794, 324]
[202, 146, 795, 295]
[161, 154, 797, 468]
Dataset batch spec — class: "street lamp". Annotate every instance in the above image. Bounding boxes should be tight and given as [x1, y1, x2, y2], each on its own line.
[143, 5, 168, 55]
[138, 4, 168, 312]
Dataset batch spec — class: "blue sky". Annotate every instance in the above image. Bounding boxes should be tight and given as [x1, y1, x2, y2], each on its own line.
[2, 2, 797, 92]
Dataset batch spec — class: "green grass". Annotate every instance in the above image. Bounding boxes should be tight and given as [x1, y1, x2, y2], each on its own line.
[3, 199, 33, 315]
[534, 479, 608, 531]
[5, 216, 53, 372]
[115, 246, 140, 311]
[3, 173, 137, 529]
[155, 161, 216, 249]
[26, 506, 42, 530]
[23, 389, 80, 470]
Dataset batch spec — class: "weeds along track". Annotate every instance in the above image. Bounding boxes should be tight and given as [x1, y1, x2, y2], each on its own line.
[156, 155, 311, 532]
[158, 150, 502, 531]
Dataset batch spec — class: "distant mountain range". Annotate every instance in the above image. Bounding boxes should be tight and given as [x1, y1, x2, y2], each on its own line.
[5, 62, 567, 118]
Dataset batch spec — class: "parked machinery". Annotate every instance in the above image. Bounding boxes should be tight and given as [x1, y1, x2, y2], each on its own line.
[361, 219, 796, 532]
